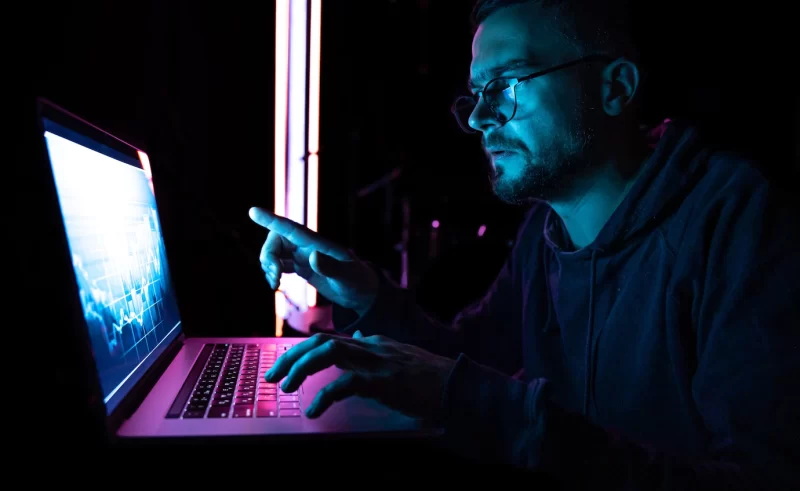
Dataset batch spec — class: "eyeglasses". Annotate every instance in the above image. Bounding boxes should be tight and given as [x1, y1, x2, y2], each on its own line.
[450, 55, 612, 133]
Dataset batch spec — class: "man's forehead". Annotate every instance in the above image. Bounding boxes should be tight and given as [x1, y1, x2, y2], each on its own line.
[470, 31, 534, 83]
[469, 3, 568, 84]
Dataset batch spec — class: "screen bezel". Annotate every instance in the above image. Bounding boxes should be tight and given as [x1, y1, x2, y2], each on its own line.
[36, 98, 186, 437]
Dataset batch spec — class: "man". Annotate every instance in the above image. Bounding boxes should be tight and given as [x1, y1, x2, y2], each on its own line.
[249, 0, 799, 487]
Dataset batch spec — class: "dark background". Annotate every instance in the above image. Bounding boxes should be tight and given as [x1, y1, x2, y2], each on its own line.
[13, 0, 798, 465]
[22, 1, 798, 339]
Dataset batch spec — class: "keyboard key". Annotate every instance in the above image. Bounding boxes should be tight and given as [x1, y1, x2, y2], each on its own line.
[280, 402, 300, 409]
[234, 397, 255, 405]
[258, 394, 277, 401]
[211, 399, 232, 407]
[263, 344, 277, 351]
[207, 407, 230, 418]
[183, 410, 205, 418]
[236, 390, 255, 398]
[257, 402, 278, 417]
[279, 395, 299, 402]
[280, 409, 302, 417]
[232, 405, 254, 418]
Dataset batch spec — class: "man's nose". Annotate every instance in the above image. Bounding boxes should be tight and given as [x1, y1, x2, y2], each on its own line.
[468, 97, 500, 133]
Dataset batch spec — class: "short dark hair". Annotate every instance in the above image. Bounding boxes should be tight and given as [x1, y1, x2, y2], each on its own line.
[470, 0, 642, 61]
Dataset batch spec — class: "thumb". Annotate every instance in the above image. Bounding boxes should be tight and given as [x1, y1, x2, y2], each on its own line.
[309, 249, 351, 279]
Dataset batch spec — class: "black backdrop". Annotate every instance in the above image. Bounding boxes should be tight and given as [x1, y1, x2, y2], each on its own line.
[14, 0, 799, 456]
[21, 0, 798, 339]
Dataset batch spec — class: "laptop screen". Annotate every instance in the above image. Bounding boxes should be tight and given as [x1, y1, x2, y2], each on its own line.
[42, 115, 182, 414]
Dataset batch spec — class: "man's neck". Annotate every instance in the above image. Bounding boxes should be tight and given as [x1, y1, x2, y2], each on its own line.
[548, 157, 646, 250]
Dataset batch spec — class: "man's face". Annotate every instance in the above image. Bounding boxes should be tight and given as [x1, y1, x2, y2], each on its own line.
[468, 3, 602, 204]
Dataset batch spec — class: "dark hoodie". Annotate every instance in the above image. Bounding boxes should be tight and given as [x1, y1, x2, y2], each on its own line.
[334, 121, 800, 489]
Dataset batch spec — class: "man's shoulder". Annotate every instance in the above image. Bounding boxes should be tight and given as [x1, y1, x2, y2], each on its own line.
[701, 149, 774, 195]
[692, 148, 797, 216]
[666, 146, 798, 253]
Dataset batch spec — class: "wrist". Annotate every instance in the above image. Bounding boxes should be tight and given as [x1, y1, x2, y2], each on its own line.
[353, 291, 377, 317]
[429, 357, 458, 426]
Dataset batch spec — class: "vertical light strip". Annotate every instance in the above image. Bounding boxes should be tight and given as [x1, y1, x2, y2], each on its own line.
[306, 0, 322, 307]
[274, 0, 290, 336]
[283, 0, 309, 313]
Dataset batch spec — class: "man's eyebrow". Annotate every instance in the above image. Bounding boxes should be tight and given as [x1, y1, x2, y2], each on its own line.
[468, 59, 535, 89]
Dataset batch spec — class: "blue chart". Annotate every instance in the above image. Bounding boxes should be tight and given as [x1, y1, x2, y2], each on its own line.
[46, 131, 181, 399]
[71, 208, 171, 376]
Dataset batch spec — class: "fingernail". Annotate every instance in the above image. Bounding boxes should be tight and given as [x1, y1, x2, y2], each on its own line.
[265, 369, 275, 382]
[305, 404, 317, 418]
[268, 263, 277, 273]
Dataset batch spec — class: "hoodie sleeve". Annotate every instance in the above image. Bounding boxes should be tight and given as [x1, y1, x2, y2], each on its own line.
[436, 167, 800, 490]
[330, 208, 539, 376]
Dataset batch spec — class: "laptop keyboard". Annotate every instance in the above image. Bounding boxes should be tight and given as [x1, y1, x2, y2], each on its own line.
[166, 343, 302, 419]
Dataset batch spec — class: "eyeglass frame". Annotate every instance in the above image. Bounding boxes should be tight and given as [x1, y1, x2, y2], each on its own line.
[451, 54, 614, 133]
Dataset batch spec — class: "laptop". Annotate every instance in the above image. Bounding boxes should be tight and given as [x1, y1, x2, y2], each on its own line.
[35, 98, 432, 441]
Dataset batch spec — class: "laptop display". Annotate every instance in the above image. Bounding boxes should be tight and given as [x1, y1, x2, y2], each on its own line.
[42, 116, 182, 414]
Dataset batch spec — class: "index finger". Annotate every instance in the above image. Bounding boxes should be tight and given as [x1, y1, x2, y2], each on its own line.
[249, 207, 351, 261]
[265, 333, 333, 382]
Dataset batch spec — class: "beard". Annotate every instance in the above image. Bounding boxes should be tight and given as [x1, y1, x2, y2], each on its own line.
[486, 92, 600, 205]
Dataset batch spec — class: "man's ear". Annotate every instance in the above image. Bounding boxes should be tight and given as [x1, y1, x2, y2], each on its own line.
[600, 57, 641, 116]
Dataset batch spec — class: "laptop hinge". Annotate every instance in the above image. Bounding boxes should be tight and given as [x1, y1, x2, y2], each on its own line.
[106, 334, 186, 438]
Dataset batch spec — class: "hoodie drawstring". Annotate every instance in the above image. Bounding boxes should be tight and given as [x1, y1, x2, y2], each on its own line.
[583, 250, 598, 416]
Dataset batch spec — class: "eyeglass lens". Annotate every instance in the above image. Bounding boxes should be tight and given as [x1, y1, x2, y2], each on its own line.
[453, 78, 516, 132]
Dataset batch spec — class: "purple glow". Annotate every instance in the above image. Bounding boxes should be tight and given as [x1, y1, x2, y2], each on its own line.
[432, 220, 440, 229]
[285, 0, 309, 311]
[478, 224, 486, 237]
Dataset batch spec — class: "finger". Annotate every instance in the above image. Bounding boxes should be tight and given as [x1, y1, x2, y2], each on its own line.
[281, 337, 358, 393]
[249, 207, 352, 261]
[308, 249, 359, 281]
[356, 333, 383, 344]
[260, 231, 291, 270]
[265, 333, 334, 383]
[260, 233, 295, 289]
[306, 372, 359, 418]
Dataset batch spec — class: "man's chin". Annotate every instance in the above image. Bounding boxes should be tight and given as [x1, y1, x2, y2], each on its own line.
[491, 177, 537, 206]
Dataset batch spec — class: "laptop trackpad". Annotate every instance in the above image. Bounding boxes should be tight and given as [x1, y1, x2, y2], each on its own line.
[303, 366, 427, 433]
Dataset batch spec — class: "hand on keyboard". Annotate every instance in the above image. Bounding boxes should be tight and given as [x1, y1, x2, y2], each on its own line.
[265, 331, 456, 422]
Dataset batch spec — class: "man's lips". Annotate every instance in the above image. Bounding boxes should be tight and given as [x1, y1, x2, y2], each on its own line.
[489, 149, 517, 159]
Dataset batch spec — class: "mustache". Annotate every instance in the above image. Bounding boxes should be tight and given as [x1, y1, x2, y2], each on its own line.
[482, 136, 526, 153]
